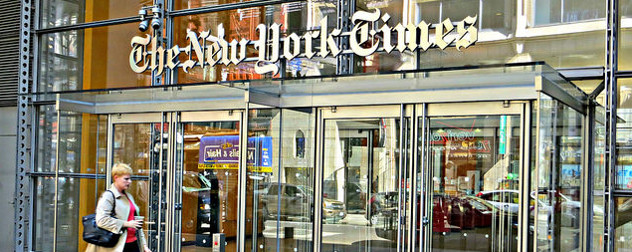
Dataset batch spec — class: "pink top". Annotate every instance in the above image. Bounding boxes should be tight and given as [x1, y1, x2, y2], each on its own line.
[125, 198, 137, 243]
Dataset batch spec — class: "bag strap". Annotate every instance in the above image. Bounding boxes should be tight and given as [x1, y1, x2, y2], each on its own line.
[106, 190, 116, 217]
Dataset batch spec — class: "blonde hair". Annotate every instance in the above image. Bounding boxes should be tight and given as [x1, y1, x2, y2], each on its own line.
[111, 163, 133, 179]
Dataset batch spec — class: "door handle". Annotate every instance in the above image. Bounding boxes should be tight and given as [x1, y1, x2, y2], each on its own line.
[174, 203, 182, 210]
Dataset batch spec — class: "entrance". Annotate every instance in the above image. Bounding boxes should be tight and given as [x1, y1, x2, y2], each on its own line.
[418, 102, 527, 252]
[315, 102, 529, 252]
[108, 111, 244, 252]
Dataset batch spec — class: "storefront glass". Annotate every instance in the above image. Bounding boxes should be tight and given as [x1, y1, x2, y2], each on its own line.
[532, 94, 584, 251]
[174, 0, 257, 10]
[32, 176, 55, 252]
[244, 109, 281, 252]
[619, 0, 632, 70]
[354, 0, 416, 73]
[38, 23, 152, 92]
[171, 2, 337, 84]
[276, 109, 316, 252]
[615, 197, 632, 251]
[617, 79, 632, 190]
[36, 105, 58, 173]
[55, 178, 107, 251]
[593, 106, 606, 252]
[428, 114, 521, 251]
[321, 117, 401, 251]
[177, 119, 240, 250]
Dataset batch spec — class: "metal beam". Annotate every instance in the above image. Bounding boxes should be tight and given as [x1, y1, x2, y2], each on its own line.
[15, 0, 32, 250]
[604, 0, 619, 251]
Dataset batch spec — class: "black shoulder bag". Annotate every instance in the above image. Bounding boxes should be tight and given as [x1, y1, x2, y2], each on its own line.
[82, 190, 121, 247]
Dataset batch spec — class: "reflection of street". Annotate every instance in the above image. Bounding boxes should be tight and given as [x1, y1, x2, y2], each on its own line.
[260, 213, 391, 246]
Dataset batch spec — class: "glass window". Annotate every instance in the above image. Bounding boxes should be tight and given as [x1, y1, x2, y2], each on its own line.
[532, 94, 584, 251]
[533, 0, 604, 26]
[55, 178, 106, 251]
[413, 0, 514, 32]
[617, 79, 632, 190]
[615, 197, 632, 251]
[619, 0, 632, 70]
[245, 109, 281, 252]
[39, 23, 151, 92]
[40, 0, 150, 29]
[593, 106, 606, 252]
[296, 130, 305, 158]
[244, 108, 316, 252]
[112, 123, 160, 176]
[171, 2, 337, 84]
[37, 105, 57, 173]
[355, 0, 415, 73]
[33, 176, 55, 252]
[177, 119, 239, 249]
[428, 115, 521, 251]
[174, 0, 258, 10]
[322, 118, 402, 251]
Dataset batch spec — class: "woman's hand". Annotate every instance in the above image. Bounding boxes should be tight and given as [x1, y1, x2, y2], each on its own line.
[122, 220, 143, 230]
[143, 245, 152, 252]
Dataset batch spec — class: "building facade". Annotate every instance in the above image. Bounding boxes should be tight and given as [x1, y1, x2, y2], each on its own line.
[13, 0, 632, 251]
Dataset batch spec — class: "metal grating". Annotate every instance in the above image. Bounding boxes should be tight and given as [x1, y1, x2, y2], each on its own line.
[0, 0, 22, 107]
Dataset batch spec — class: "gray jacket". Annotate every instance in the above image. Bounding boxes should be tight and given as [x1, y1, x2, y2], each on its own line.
[86, 185, 147, 252]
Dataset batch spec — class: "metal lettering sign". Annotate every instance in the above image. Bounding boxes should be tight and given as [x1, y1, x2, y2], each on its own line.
[129, 10, 478, 75]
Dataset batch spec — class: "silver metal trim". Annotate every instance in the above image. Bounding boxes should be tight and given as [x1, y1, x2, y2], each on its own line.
[52, 109, 60, 252]
[582, 103, 594, 252]
[533, 93, 542, 251]
[406, 104, 416, 252]
[519, 102, 532, 252]
[313, 108, 324, 252]
[106, 115, 113, 186]
[157, 113, 166, 251]
[237, 107, 248, 252]
[397, 104, 405, 252]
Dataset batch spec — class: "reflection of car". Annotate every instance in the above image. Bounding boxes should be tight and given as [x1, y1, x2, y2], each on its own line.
[476, 190, 520, 214]
[367, 192, 398, 225]
[323, 180, 366, 212]
[260, 183, 346, 222]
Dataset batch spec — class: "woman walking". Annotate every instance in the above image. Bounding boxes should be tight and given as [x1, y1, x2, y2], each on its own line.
[86, 163, 151, 252]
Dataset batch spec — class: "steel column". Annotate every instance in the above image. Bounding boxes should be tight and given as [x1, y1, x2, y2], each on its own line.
[15, 0, 33, 250]
[604, 0, 619, 251]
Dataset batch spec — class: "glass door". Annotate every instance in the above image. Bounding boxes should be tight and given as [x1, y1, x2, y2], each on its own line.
[174, 111, 243, 252]
[417, 102, 527, 252]
[317, 106, 410, 252]
[109, 113, 169, 252]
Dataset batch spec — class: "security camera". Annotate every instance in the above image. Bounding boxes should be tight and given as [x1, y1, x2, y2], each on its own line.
[151, 18, 161, 30]
[151, 6, 161, 30]
[138, 9, 148, 32]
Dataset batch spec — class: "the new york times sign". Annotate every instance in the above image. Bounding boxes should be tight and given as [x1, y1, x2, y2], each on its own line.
[129, 10, 478, 76]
